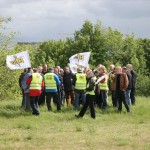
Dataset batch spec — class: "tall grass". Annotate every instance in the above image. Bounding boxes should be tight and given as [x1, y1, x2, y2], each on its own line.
[0, 96, 150, 150]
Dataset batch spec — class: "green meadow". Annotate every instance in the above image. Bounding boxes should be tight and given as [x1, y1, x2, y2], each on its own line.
[0, 96, 150, 150]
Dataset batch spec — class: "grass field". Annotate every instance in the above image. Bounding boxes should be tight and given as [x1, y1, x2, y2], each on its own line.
[0, 96, 150, 150]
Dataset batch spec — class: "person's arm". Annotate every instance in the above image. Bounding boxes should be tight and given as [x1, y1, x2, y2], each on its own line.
[72, 74, 76, 86]
[124, 74, 129, 90]
[54, 75, 61, 86]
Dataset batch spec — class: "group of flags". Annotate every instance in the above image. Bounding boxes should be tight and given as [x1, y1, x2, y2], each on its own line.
[6, 51, 91, 73]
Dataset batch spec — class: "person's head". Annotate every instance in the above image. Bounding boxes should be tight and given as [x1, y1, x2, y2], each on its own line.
[110, 64, 115, 71]
[64, 67, 70, 73]
[37, 66, 43, 73]
[56, 66, 60, 71]
[126, 64, 133, 71]
[27, 67, 33, 73]
[48, 67, 54, 73]
[33, 68, 37, 72]
[122, 66, 127, 73]
[115, 66, 122, 74]
[77, 68, 83, 73]
[60, 68, 64, 74]
[43, 64, 48, 71]
[54, 67, 59, 74]
[99, 65, 106, 74]
[86, 70, 93, 78]
[94, 70, 99, 77]
[97, 64, 103, 71]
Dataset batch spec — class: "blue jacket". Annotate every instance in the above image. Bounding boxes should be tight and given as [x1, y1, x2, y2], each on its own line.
[21, 72, 32, 93]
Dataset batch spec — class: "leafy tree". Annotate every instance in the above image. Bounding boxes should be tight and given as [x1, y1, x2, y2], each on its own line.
[140, 38, 150, 75]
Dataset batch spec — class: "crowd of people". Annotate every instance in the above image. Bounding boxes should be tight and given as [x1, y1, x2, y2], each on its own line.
[19, 63, 137, 118]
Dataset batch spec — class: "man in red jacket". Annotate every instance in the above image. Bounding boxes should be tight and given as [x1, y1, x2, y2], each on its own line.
[26, 66, 44, 115]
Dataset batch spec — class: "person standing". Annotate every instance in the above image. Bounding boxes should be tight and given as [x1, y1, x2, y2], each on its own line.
[126, 64, 137, 105]
[98, 66, 109, 109]
[114, 66, 130, 113]
[19, 69, 27, 107]
[63, 67, 75, 107]
[26, 66, 44, 115]
[44, 68, 61, 111]
[122, 66, 132, 106]
[75, 70, 96, 118]
[108, 64, 117, 107]
[73, 68, 86, 111]
[54, 67, 65, 105]
[22, 68, 33, 110]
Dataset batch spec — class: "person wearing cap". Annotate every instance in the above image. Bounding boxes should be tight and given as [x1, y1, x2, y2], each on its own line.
[73, 68, 87, 111]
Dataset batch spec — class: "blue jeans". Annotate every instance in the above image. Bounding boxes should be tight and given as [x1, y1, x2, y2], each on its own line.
[74, 92, 86, 111]
[125, 90, 131, 106]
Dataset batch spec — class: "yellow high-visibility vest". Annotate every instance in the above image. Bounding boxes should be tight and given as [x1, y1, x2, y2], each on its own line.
[75, 73, 86, 90]
[30, 73, 42, 90]
[44, 73, 57, 90]
[99, 74, 108, 90]
[86, 78, 95, 95]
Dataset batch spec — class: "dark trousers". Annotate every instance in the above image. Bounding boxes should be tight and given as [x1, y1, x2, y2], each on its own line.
[38, 91, 46, 105]
[46, 92, 61, 111]
[130, 87, 136, 105]
[30, 96, 40, 115]
[99, 90, 108, 109]
[111, 90, 117, 107]
[79, 94, 96, 118]
[24, 93, 30, 110]
[116, 90, 130, 112]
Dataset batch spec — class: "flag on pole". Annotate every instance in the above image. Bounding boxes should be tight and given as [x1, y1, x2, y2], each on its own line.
[69, 52, 91, 73]
[6, 51, 31, 70]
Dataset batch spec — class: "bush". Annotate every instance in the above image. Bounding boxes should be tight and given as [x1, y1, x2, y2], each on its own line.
[136, 74, 150, 97]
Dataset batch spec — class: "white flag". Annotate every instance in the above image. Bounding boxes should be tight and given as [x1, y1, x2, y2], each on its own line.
[69, 52, 91, 73]
[6, 51, 31, 70]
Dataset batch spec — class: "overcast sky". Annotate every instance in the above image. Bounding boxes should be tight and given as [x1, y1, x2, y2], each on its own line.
[0, 0, 150, 42]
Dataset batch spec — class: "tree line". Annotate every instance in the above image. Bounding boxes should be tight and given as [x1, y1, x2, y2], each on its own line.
[0, 18, 150, 100]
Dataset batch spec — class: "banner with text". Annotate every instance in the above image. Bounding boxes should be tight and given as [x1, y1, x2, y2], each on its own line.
[6, 51, 31, 70]
[69, 52, 91, 73]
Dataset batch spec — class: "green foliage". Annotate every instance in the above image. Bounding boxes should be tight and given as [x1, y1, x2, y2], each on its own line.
[0, 17, 150, 97]
[136, 74, 150, 97]
[34, 40, 67, 67]
[0, 16, 16, 50]
[0, 45, 36, 100]
[140, 38, 150, 75]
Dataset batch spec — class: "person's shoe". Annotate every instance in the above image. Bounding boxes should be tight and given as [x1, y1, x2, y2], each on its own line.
[75, 114, 82, 118]
[127, 109, 130, 113]
[48, 108, 52, 111]
[117, 110, 122, 114]
[32, 112, 40, 116]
